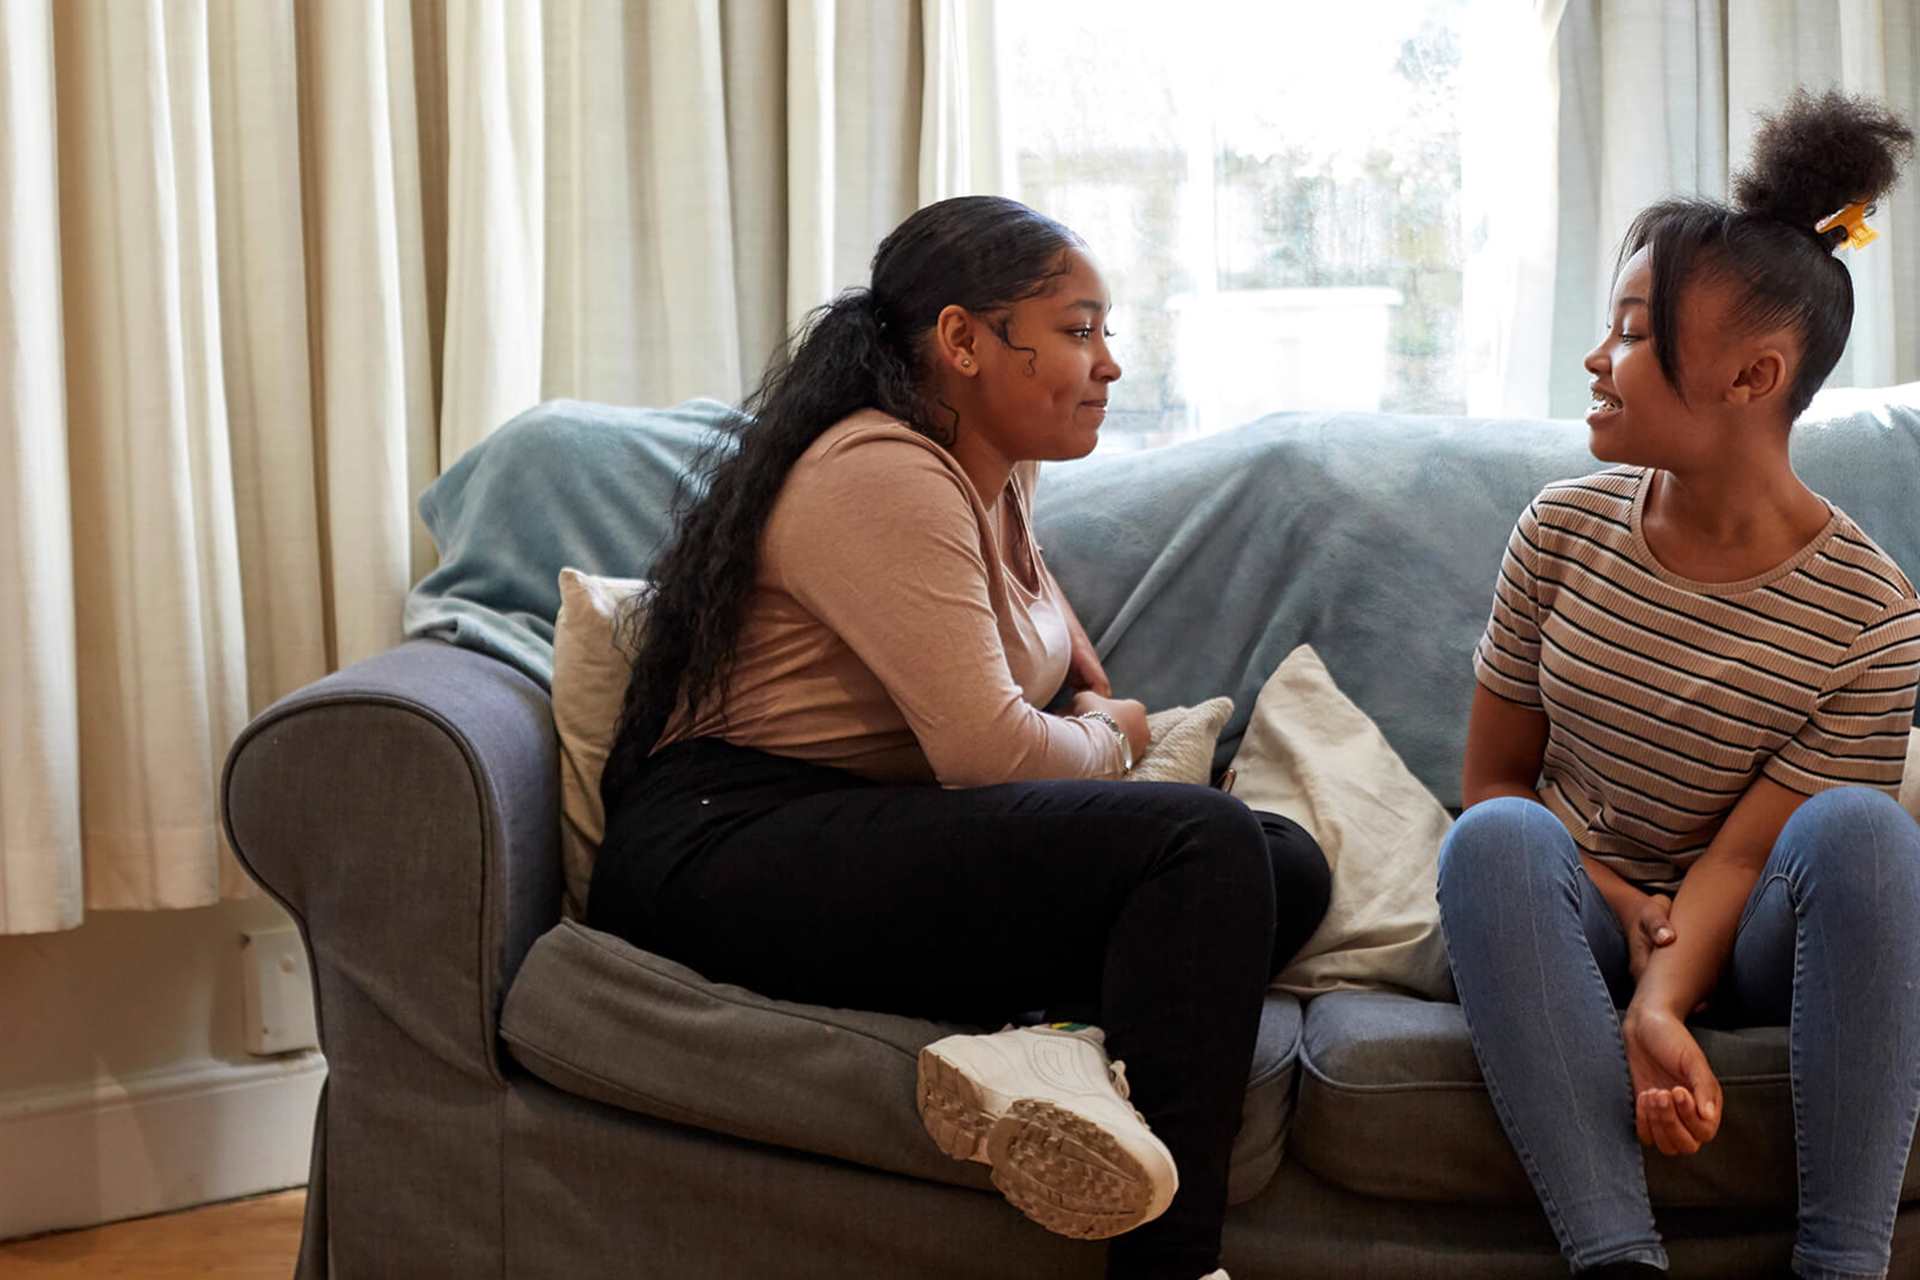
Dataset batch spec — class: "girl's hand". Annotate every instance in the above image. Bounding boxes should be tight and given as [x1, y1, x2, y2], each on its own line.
[1621, 1006, 1721, 1156]
[1069, 691, 1149, 763]
[1066, 628, 1111, 697]
[1626, 892, 1677, 983]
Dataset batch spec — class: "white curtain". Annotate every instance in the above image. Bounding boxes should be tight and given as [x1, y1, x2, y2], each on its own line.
[1471, 0, 1920, 419]
[538, 0, 1001, 409]
[0, 0, 1003, 935]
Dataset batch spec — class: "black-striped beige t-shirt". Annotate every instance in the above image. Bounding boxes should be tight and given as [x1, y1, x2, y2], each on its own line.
[1473, 466, 1920, 891]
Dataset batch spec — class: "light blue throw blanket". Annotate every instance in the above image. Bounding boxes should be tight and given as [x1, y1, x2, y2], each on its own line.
[406, 393, 1920, 807]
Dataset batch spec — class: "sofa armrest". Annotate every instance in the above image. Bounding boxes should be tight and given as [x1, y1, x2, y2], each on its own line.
[221, 639, 561, 1085]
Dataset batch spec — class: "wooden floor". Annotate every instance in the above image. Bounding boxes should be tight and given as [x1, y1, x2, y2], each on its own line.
[0, 1191, 304, 1279]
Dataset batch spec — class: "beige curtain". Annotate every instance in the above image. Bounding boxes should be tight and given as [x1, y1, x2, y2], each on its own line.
[0, 0, 1003, 935]
[1471, 0, 1920, 418]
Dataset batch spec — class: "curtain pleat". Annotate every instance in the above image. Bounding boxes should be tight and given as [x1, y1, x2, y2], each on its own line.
[784, 0, 838, 336]
[207, 0, 329, 714]
[53, 0, 248, 910]
[638, 0, 743, 404]
[0, 0, 83, 933]
[718, 1, 790, 381]
[830, 2, 920, 278]
[918, 0, 1003, 204]
[440, 0, 543, 461]
[296, 0, 437, 670]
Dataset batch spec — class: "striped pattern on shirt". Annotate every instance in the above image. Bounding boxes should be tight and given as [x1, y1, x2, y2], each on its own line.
[1473, 466, 1920, 892]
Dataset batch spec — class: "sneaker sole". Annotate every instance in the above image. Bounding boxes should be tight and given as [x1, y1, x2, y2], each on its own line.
[916, 1046, 996, 1162]
[916, 1044, 1167, 1240]
[985, 1099, 1156, 1240]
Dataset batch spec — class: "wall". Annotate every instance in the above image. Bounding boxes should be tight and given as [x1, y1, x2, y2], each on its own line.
[0, 895, 323, 1239]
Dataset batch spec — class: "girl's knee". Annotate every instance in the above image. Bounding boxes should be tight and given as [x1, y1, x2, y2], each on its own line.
[1187, 789, 1271, 879]
[1258, 815, 1331, 975]
[1789, 784, 1911, 835]
[1261, 813, 1331, 924]
[1156, 791, 1276, 936]
[1437, 796, 1568, 897]
[1781, 786, 1920, 894]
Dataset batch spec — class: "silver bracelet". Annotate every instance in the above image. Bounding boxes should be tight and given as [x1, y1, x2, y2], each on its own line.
[1077, 710, 1133, 773]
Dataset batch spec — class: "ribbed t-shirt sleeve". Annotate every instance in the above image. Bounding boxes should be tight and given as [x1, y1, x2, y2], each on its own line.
[772, 437, 1121, 786]
[1764, 598, 1920, 796]
[1472, 500, 1546, 707]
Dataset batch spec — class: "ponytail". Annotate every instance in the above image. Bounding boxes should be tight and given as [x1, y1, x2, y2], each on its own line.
[1618, 89, 1912, 421]
[602, 289, 914, 791]
[601, 196, 1083, 801]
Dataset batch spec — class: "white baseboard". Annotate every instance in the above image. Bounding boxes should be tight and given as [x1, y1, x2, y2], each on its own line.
[0, 1054, 326, 1241]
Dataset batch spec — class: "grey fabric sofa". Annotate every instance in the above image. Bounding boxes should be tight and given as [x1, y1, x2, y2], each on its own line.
[221, 399, 1920, 1278]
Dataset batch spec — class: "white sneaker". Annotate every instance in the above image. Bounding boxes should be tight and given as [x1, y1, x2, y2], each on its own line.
[915, 1022, 1178, 1240]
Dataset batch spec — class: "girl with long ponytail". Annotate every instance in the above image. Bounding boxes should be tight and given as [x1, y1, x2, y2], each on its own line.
[589, 196, 1332, 1280]
[1438, 91, 1920, 1279]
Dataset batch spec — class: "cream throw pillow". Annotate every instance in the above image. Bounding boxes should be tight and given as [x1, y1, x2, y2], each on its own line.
[1127, 697, 1234, 785]
[552, 568, 648, 921]
[1229, 644, 1455, 1000]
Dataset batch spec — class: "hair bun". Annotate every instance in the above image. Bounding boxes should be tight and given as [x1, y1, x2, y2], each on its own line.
[1731, 88, 1914, 247]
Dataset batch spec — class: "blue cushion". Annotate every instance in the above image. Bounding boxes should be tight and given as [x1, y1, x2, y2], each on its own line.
[1291, 989, 1920, 1207]
[500, 921, 1301, 1205]
[405, 393, 1920, 806]
[403, 398, 733, 678]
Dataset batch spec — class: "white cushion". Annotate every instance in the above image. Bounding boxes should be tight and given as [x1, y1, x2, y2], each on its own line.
[551, 568, 648, 920]
[1229, 644, 1455, 1001]
[1128, 696, 1234, 785]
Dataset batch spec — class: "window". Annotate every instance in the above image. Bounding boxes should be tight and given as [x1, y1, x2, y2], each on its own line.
[999, 1, 1483, 449]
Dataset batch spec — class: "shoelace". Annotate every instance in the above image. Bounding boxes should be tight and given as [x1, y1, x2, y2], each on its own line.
[1002, 1026, 1146, 1119]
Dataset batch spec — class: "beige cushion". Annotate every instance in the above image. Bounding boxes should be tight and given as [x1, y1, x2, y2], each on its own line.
[1127, 696, 1234, 785]
[1229, 644, 1455, 1001]
[1903, 729, 1920, 824]
[552, 568, 648, 920]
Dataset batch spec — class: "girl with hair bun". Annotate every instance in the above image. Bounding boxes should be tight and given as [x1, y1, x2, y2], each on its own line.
[589, 196, 1330, 1280]
[1439, 90, 1920, 1278]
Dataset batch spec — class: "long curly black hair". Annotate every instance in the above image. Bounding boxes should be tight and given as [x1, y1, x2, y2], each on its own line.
[599, 196, 1084, 804]
[1618, 88, 1912, 421]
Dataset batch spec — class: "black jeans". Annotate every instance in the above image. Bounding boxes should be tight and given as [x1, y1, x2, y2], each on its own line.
[590, 738, 1331, 1280]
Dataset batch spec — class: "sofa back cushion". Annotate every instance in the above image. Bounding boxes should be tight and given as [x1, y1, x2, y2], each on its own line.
[407, 389, 1920, 808]
[1032, 393, 1920, 806]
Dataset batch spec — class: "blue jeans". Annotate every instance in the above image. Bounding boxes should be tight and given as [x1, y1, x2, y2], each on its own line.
[1437, 789, 1920, 1279]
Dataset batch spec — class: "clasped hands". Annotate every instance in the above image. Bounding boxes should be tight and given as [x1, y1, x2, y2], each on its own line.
[1620, 891, 1723, 1158]
[1064, 627, 1150, 763]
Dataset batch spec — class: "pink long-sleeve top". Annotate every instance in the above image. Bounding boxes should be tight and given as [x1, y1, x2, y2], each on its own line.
[653, 410, 1125, 785]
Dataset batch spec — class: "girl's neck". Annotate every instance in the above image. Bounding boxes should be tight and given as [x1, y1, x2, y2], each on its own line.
[928, 372, 1016, 506]
[1649, 451, 1815, 542]
[946, 429, 1014, 510]
[1641, 450, 1829, 582]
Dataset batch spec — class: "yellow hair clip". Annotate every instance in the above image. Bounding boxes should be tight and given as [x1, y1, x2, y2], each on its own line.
[1815, 201, 1878, 251]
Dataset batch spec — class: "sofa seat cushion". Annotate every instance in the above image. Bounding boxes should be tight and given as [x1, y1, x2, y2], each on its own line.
[1292, 990, 1920, 1207]
[500, 920, 1299, 1204]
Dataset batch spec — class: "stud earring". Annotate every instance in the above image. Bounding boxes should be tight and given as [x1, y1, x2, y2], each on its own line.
[960, 356, 973, 369]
